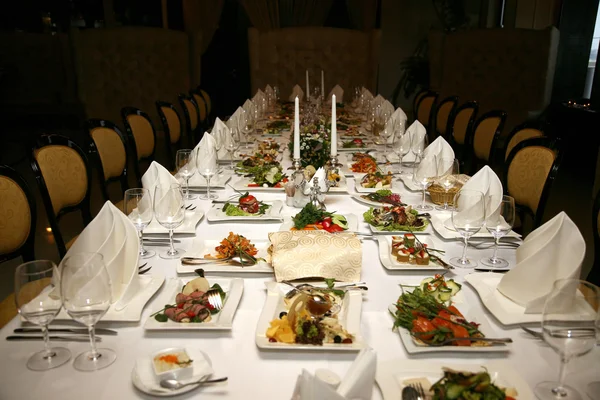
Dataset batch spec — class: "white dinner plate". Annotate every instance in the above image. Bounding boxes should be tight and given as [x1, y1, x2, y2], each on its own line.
[232, 178, 286, 192]
[399, 174, 421, 191]
[177, 238, 274, 274]
[376, 359, 534, 400]
[367, 217, 431, 235]
[255, 282, 365, 351]
[279, 214, 358, 232]
[376, 236, 446, 271]
[144, 277, 243, 330]
[52, 275, 165, 322]
[187, 171, 233, 189]
[354, 181, 393, 193]
[350, 194, 406, 208]
[430, 213, 521, 240]
[144, 210, 204, 236]
[206, 200, 284, 222]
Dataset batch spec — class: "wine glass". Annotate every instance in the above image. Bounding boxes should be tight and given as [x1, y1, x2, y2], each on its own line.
[412, 155, 437, 211]
[61, 253, 116, 371]
[480, 195, 515, 268]
[15, 260, 71, 371]
[239, 110, 253, 148]
[392, 124, 410, 175]
[587, 302, 600, 399]
[176, 149, 196, 200]
[124, 188, 155, 259]
[536, 279, 599, 400]
[411, 130, 428, 164]
[153, 183, 185, 258]
[273, 86, 280, 102]
[196, 151, 218, 200]
[226, 128, 241, 170]
[450, 189, 485, 268]
[435, 157, 460, 211]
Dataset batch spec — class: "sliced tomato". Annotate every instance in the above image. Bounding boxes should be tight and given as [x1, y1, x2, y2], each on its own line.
[322, 217, 332, 223]
[186, 310, 196, 318]
[322, 220, 332, 229]
[411, 317, 436, 340]
[449, 324, 470, 346]
[247, 183, 259, 187]
[327, 224, 344, 232]
[447, 305, 465, 319]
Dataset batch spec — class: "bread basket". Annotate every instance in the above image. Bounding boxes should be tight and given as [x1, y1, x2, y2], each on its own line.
[427, 174, 470, 206]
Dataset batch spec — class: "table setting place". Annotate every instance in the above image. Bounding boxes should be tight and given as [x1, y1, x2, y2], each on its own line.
[2, 81, 599, 400]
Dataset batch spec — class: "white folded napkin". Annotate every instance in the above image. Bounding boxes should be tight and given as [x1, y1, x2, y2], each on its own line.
[195, 132, 218, 173]
[328, 85, 344, 103]
[303, 167, 328, 195]
[243, 99, 255, 115]
[142, 161, 179, 195]
[361, 87, 373, 100]
[497, 212, 585, 313]
[291, 370, 345, 400]
[289, 85, 305, 102]
[265, 84, 274, 97]
[253, 89, 265, 105]
[135, 348, 214, 393]
[337, 347, 377, 400]
[381, 100, 395, 117]
[372, 94, 385, 107]
[402, 120, 426, 162]
[212, 117, 233, 159]
[384, 107, 408, 144]
[422, 136, 455, 172]
[227, 107, 244, 131]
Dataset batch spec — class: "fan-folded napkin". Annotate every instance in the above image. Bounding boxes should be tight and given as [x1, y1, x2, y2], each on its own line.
[337, 347, 377, 400]
[289, 85, 304, 102]
[401, 120, 426, 162]
[268, 231, 362, 282]
[384, 107, 408, 144]
[328, 85, 344, 103]
[291, 370, 345, 400]
[212, 117, 233, 159]
[497, 212, 585, 313]
[142, 161, 178, 195]
[420, 136, 455, 174]
[302, 167, 328, 195]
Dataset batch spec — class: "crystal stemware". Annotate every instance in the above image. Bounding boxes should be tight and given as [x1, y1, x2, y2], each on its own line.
[61, 252, 116, 371]
[226, 128, 241, 170]
[435, 157, 460, 211]
[536, 279, 599, 400]
[176, 149, 196, 200]
[412, 156, 437, 211]
[392, 125, 410, 175]
[450, 189, 485, 268]
[410, 130, 428, 164]
[124, 188, 155, 259]
[153, 183, 185, 258]
[15, 260, 71, 371]
[480, 195, 515, 268]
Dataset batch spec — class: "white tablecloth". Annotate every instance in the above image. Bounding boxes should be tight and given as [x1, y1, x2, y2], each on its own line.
[0, 130, 598, 400]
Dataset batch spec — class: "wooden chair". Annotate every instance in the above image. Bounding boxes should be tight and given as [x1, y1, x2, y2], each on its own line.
[86, 119, 130, 210]
[178, 93, 201, 147]
[191, 89, 209, 128]
[503, 120, 547, 161]
[197, 87, 212, 121]
[31, 134, 92, 258]
[466, 110, 507, 175]
[590, 189, 600, 287]
[156, 101, 183, 171]
[431, 95, 459, 140]
[504, 137, 561, 232]
[413, 90, 438, 132]
[121, 107, 158, 186]
[446, 101, 478, 172]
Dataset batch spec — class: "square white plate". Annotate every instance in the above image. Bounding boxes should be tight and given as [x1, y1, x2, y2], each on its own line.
[354, 181, 393, 193]
[377, 236, 446, 271]
[430, 214, 521, 240]
[367, 217, 431, 235]
[206, 200, 284, 222]
[399, 174, 421, 191]
[188, 172, 233, 189]
[255, 282, 365, 351]
[144, 210, 204, 235]
[279, 214, 358, 232]
[376, 359, 534, 400]
[144, 277, 243, 330]
[177, 238, 274, 274]
[232, 178, 286, 192]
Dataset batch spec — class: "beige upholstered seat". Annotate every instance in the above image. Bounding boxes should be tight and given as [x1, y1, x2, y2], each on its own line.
[504, 123, 545, 160]
[156, 101, 183, 170]
[415, 91, 438, 130]
[122, 107, 158, 184]
[192, 93, 208, 124]
[468, 110, 507, 174]
[434, 96, 458, 138]
[450, 102, 478, 146]
[199, 89, 212, 116]
[179, 94, 200, 146]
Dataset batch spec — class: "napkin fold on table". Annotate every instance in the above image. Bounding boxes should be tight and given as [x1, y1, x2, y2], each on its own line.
[289, 85, 305, 102]
[302, 167, 328, 195]
[195, 132, 218, 173]
[141, 161, 179, 195]
[497, 211, 585, 313]
[384, 107, 408, 144]
[228, 106, 245, 131]
[401, 120, 426, 162]
[265, 84, 274, 98]
[420, 136, 455, 175]
[361, 87, 373, 101]
[212, 117, 233, 159]
[291, 370, 345, 400]
[380, 100, 395, 117]
[328, 85, 344, 103]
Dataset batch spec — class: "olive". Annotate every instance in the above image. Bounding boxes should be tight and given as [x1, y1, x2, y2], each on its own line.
[279, 311, 288, 319]
[333, 335, 342, 343]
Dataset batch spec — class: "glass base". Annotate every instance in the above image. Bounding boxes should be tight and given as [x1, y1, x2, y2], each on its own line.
[450, 256, 477, 268]
[140, 248, 155, 259]
[587, 382, 600, 400]
[435, 204, 455, 211]
[27, 347, 71, 371]
[480, 257, 509, 268]
[159, 248, 184, 259]
[416, 204, 433, 211]
[535, 381, 582, 400]
[73, 348, 116, 372]
[184, 193, 197, 200]
[200, 193, 218, 200]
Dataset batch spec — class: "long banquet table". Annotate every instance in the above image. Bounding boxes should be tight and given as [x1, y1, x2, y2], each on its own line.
[0, 121, 598, 400]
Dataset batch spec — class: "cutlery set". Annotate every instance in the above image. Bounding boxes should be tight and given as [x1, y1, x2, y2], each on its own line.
[7, 327, 118, 342]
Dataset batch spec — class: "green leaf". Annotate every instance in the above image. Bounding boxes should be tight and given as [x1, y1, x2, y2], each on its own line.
[324, 278, 335, 289]
[154, 314, 168, 322]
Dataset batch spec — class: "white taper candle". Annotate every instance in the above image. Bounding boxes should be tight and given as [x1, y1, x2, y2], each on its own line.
[331, 94, 337, 156]
[294, 96, 301, 159]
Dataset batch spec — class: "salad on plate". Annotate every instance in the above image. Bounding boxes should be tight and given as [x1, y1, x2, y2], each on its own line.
[351, 154, 378, 173]
[364, 206, 428, 232]
[291, 203, 348, 232]
[222, 192, 270, 216]
[360, 189, 405, 206]
[429, 368, 517, 400]
[360, 171, 393, 189]
[343, 138, 367, 149]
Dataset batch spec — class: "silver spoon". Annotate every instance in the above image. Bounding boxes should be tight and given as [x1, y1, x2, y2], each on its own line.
[181, 254, 256, 266]
[160, 376, 228, 390]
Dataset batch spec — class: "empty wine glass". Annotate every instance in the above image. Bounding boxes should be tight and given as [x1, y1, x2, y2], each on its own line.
[153, 183, 185, 258]
[536, 279, 599, 400]
[124, 188, 155, 259]
[436, 157, 460, 211]
[480, 195, 515, 268]
[450, 189, 485, 268]
[239, 110, 253, 148]
[61, 253, 116, 371]
[273, 86, 280, 102]
[392, 126, 410, 175]
[197, 150, 218, 201]
[412, 156, 437, 211]
[176, 149, 196, 200]
[15, 260, 71, 371]
[411, 130, 428, 164]
[226, 128, 241, 170]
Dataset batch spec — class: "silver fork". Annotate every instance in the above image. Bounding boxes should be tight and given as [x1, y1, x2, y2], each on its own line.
[409, 382, 426, 400]
[207, 289, 224, 310]
[417, 336, 513, 346]
[138, 263, 152, 275]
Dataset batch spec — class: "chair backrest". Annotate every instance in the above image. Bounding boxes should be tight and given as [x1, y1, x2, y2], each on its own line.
[199, 88, 212, 116]
[448, 101, 478, 146]
[31, 134, 92, 257]
[434, 95, 459, 139]
[469, 109, 507, 164]
[156, 101, 182, 170]
[0, 165, 36, 263]
[121, 107, 157, 184]
[86, 119, 129, 201]
[504, 121, 546, 160]
[178, 94, 200, 146]
[504, 137, 561, 229]
[590, 188, 600, 287]
[415, 90, 438, 130]
[191, 90, 208, 124]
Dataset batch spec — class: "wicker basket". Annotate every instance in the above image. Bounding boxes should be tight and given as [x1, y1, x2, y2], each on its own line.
[428, 184, 462, 206]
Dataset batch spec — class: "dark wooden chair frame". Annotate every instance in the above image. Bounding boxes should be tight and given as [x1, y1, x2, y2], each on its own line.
[86, 119, 130, 203]
[178, 93, 202, 147]
[502, 120, 549, 161]
[193, 86, 213, 124]
[0, 165, 37, 263]
[30, 134, 92, 258]
[413, 90, 439, 129]
[503, 137, 562, 231]
[121, 107, 158, 186]
[445, 100, 478, 173]
[590, 189, 600, 287]
[465, 109, 507, 175]
[430, 95, 459, 141]
[156, 101, 182, 171]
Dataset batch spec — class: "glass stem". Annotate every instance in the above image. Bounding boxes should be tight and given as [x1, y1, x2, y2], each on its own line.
[138, 229, 146, 255]
[399, 154, 403, 174]
[491, 236, 500, 261]
[206, 177, 211, 199]
[461, 236, 469, 262]
[88, 325, 100, 361]
[553, 357, 569, 396]
[42, 324, 55, 359]
[185, 177, 190, 198]
[421, 187, 426, 208]
[169, 229, 176, 255]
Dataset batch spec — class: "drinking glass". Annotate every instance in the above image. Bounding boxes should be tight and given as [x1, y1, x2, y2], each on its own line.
[435, 157, 460, 211]
[392, 124, 410, 175]
[480, 195, 515, 268]
[536, 279, 599, 400]
[196, 150, 218, 200]
[61, 253, 116, 371]
[15, 260, 71, 371]
[412, 156, 437, 211]
[411, 130, 428, 164]
[176, 149, 196, 200]
[450, 189, 485, 268]
[153, 183, 185, 258]
[239, 110, 253, 147]
[124, 188, 155, 259]
[273, 86, 280, 102]
[226, 128, 241, 170]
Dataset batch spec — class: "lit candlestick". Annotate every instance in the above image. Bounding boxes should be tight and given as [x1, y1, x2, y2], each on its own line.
[294, 96, 300, 159]
[331, 94, 337, 156]
[321, 70, 325, 99]
[305, 70, 310, 100]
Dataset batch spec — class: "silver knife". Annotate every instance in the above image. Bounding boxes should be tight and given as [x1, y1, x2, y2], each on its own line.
[14, 328, 117, 335]
[143, 238, 181, 243]
[7, 335, 102, 342]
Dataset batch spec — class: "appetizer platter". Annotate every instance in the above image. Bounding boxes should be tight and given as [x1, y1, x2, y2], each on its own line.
[377, 234, 447, 271]
[262, 120, 290, 135]
[355, 171, 393, 193]
[206, 193, 284, 222]
[255, 281, 365, 350]
[144, 272, 243, 330]
[232, 165, 289, 191]
[390, 276, 508, 353]
[351, 189, 406, 208]
[338, 138, 376, 152]
[235, 153, 281, 175]
[364, 206, 430, 234]
[279, 203, 358, 232]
